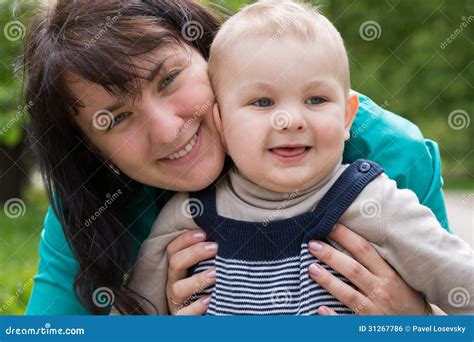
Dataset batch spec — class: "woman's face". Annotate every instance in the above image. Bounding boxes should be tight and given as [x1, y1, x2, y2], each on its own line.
[70, 45, 225, 191]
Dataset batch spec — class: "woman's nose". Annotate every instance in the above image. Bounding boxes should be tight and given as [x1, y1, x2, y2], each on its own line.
[140, 100, 185, 147]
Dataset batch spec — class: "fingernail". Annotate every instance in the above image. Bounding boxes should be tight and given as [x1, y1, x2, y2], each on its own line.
[309, 241, 323, 251]
[204, 242, 218, 251]
[193, 231, 206, 240]
[309, 264, 321, 277]
[206, 268, 216, 278]
[318, 306, 329, 315]
[201, 296, 211, 305]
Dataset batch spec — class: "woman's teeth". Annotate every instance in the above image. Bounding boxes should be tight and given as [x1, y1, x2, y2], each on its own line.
[166, 133, 198, 160]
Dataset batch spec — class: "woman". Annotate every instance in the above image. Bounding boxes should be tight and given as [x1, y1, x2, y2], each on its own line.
[23, 0, 449, 315]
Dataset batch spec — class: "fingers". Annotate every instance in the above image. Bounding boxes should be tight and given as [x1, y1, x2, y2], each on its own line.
[174, 296, 211, 316]
[168, 267, 216, 308]
[167, 240, 218, 284]
[308, 240, 378, 295]
[317, 306, 338, 316]
[166, 229, 207, 256]
[308, 263, 370, 313]
[328, 223, 389, 277]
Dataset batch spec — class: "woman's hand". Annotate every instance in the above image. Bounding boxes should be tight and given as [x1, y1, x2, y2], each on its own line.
[166, 229, 217, 315]
[307, 223, 430, 315]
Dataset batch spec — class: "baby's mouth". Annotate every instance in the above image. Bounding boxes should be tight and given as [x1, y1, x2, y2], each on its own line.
[269, 145, 311, 158]
[271, 146, 307, 157]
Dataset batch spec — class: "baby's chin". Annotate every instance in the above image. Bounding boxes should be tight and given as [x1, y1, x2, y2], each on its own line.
[257, 174, 323, 194]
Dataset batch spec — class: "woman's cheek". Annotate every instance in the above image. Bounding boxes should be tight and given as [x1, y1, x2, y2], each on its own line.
[105, 134, 147, 169]
[179, 76, 214, 110]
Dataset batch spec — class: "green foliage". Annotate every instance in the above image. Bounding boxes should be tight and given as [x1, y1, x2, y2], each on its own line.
[318, 0, 473, 182]
[0, 0, 35, 146]
[0, 187, 48, 315]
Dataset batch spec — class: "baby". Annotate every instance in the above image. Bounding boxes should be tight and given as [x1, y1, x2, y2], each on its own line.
[129, 0, 473, 315]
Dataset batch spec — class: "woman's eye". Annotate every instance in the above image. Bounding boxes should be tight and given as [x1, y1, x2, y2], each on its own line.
[251, 98, 274, 107]
[159, 71, 179, 90]
[109, 111, 132, 129]
[305, 96, 326, 105]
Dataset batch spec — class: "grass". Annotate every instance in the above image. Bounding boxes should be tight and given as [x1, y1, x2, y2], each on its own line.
[0, 186, 48, 315]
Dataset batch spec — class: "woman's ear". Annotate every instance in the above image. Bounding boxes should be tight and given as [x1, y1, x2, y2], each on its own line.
[344, 91, 359, 141]
[212, 102, 228, 152]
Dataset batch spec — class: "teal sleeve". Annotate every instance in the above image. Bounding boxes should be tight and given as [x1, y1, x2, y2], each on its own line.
[343, 91, 450, 232]
[25, 206, 91, 315]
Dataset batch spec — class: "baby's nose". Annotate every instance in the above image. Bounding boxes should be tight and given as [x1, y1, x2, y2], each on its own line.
[270, 110, 307, 131]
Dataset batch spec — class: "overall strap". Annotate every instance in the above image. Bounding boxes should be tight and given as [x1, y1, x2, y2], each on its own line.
[308, 160, 384, 240]
[188, 186, 218, 235]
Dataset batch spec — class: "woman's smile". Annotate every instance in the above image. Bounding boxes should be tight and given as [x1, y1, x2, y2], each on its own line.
[159, 124, 203, 165]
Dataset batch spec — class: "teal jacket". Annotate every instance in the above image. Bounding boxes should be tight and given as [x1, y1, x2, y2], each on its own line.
[25, 92, 450, 315]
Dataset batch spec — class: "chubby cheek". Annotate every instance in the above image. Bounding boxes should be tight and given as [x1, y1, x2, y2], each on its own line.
[224, 116, 265, 158]
[312, 117, 345, 154]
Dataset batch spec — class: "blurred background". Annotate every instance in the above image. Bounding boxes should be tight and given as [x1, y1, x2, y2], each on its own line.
[0, 0, 472, 314]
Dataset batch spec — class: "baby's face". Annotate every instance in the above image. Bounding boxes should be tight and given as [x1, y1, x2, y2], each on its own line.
[214, 35, 357, 193]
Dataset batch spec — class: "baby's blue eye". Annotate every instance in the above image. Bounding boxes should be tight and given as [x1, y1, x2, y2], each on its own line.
[109, 111, 132, 129]
[252, 98, 274, 107]
[305, 97, 326, 105]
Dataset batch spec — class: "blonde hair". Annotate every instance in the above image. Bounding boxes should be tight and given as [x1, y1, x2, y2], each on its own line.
[208, 0, 350, 93]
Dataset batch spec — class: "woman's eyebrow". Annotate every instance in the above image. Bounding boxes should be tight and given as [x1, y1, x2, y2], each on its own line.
[145, 53, 181, 82]
[94, 59, 169, 114]
[146, 61, 165, 82]
[104, 102, 125, 113]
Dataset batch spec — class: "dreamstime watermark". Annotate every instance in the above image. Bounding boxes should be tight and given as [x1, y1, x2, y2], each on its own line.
[270, 110, 293, 130]
[3, 198, 26, 218]
[181, 20, 203, 42]
[354, 277, 389, 313]
[84, 11, 123, 49]
[447, 109, 470, 130]
[91, 109, 114, 131]
[174, 278, 214, 314]
[84, 189, 123, 227]
[261, 20, 291, 50]
[359, 20, 382, 41]
[181, 198, 204, 219]
[359, 198, 381, 218]
[448, 287, 470, 308]
[350, 101, 389, 138]
[271, 287, 293, 306]
[263, 189, 301, 226]
[459, 193, 473, 208]
[5, 323, 85, 336]
[3, 20, 25, 41]
[440, 16, 473, 50]
[174, 100, 211, 139]
[92, 287, 115, 308]
[0, 278, 33, 313]
[0, 101, 33, 136]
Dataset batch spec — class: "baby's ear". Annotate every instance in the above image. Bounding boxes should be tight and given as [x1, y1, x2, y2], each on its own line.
[212, 102, 228, 152]
[344, 91, 359, 141]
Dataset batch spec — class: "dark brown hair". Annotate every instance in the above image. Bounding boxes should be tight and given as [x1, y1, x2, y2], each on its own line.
[23, 0, 220, 314]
